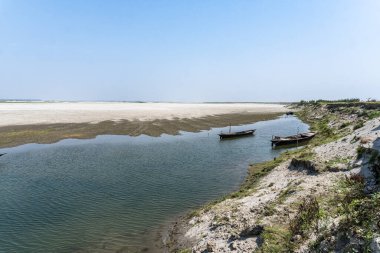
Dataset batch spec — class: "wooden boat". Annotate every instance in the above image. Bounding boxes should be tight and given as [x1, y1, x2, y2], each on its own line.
[271, 132, 316, 146]
[218, 129, 256, 139]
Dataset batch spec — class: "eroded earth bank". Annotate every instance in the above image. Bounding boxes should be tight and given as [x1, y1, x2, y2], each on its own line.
[165, 102, 380, 253]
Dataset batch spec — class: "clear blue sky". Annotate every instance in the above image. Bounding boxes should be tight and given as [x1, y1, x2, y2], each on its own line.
[0, 0, 379, 102]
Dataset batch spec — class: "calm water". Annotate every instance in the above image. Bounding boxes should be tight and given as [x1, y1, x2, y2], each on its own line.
[0, 116, 308, 253]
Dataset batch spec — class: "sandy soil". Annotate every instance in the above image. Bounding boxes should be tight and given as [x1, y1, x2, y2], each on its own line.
[0, 102, 286, 126]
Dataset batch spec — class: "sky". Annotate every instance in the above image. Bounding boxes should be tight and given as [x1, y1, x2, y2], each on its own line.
[0, 0, 379, 102]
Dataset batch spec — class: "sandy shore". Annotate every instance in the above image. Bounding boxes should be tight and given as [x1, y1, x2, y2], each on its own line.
[0, 102, 286, 126]
[0, 102, 287, 148]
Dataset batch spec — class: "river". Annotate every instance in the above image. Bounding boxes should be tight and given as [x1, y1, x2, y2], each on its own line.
[0, 115, 308, 252]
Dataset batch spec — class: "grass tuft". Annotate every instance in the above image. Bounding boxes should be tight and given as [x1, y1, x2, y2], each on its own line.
[258, 226, 294, 253]
[289, 196, 320, 236]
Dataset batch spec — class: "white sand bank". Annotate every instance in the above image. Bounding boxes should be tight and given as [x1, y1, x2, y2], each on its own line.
[0, 102, 287, 126]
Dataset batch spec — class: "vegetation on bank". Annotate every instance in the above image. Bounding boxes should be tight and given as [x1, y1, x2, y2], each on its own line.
[256, 101, 380, 252]
[258, 170, 380, 252]
[173, 100, 380, 252]
[295, 101, 379, 144]
[310, 173, 380, 252]
[187, 147, 319, 220]
[299, 98, 378, 105]
[188, 99, 375, 216]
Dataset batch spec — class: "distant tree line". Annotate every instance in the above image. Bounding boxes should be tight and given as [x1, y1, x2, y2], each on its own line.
[298, 98, 379, 105]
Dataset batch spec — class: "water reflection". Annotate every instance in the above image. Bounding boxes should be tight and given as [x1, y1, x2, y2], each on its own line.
[0, 116, 308, 252]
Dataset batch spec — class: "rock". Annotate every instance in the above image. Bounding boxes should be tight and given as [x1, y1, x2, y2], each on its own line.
[327, 163, 348, 172]
[229, 241, 237, 250]
[343, 243, 363, 252]
[360, 136, 374, 144]
[230, 223, 238, 229]
[352, 160, 362, 168]
[189, 218, 198, 225]
[191, 246, 199, 253]
[206, 240, 216, 252]
[209, 221, 223, 231]
[371, 237, 380, 253]
[336, 232, 350, 250]
[239, 225, 264, 237]
[365, 184, 377, 194]
[228, 233, 239, 242]
[292, 234, 302, 242]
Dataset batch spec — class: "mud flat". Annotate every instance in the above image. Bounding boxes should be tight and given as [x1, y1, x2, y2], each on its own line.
[0, 102, 286, 148]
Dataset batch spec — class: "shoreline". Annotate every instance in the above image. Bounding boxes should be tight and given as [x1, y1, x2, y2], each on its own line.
[0, 112, 284, 149]
[0, 109, 293, 253]
[163, 102, 380, 252]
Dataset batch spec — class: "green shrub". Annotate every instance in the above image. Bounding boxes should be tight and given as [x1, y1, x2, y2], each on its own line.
[259, 226, 294, 253]
[339, 122, 350, 129]
[353, 120, 364, 130]
[289, 196, 320, 236]
[356, 146, 367, 159]
[367, 110, 380, 119]
[178, 249, 191, 253]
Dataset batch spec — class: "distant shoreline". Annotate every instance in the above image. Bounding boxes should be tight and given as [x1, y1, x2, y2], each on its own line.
[0, 102, 287, 127]
[0, 99, 292, 104]
[0, 112, 283, 149]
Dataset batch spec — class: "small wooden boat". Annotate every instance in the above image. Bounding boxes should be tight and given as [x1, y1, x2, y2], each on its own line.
[271, 132, 316, 146]
[219, 129, 256, 139]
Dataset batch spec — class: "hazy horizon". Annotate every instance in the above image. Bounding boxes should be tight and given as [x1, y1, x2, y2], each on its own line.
[1, 0, 379, 102]
[0, 98, 292, 103]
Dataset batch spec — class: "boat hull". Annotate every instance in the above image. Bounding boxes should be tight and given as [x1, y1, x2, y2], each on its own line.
[271, 132, 316, 147]
[218, 130, 255, 139]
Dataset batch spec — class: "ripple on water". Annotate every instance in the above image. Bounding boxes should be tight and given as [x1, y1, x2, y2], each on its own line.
[0, 116, 308, 252]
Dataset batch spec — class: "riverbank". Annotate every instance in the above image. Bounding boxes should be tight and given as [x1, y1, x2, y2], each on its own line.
[164, 102, 380, 252]
[0, 102, 286, 148]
